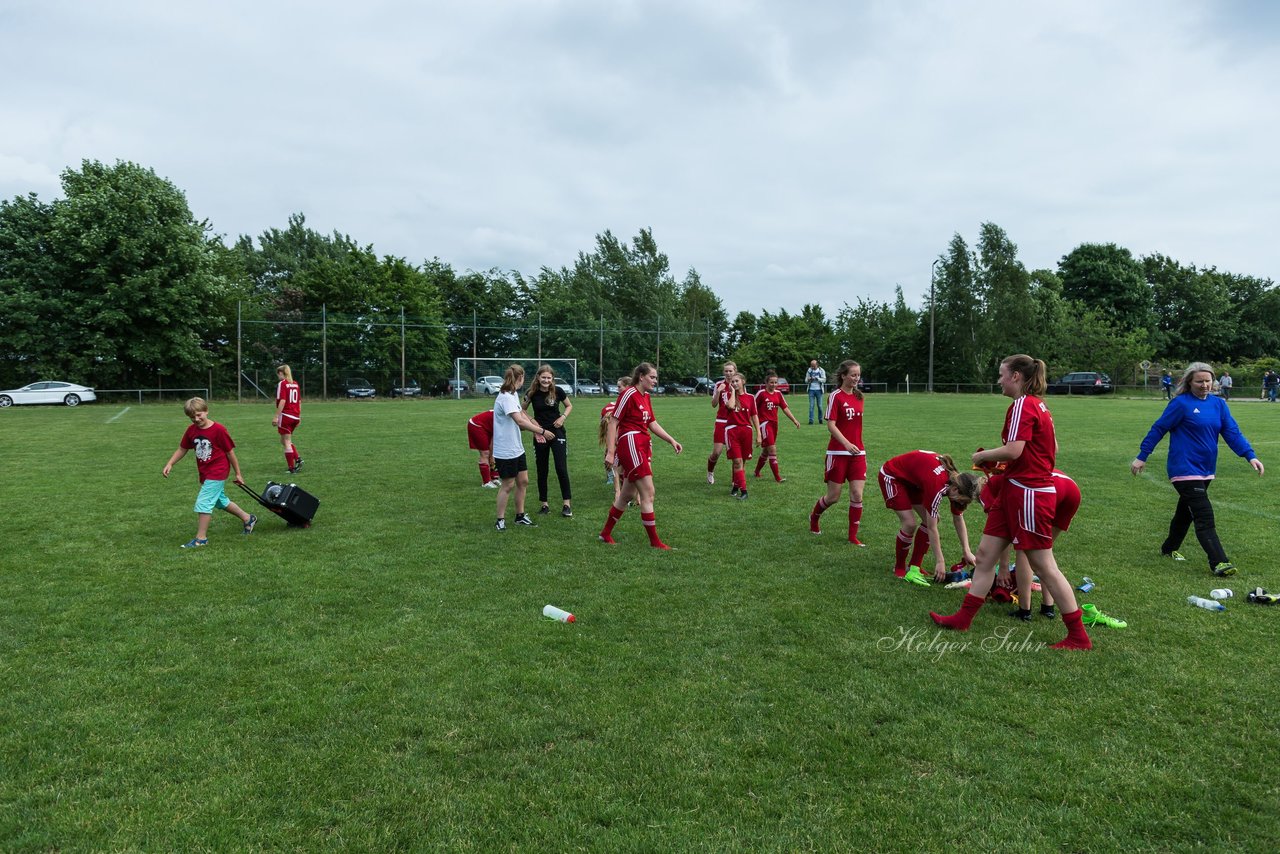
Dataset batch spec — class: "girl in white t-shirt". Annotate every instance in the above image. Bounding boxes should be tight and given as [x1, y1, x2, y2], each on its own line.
[492, 364, 556, 531]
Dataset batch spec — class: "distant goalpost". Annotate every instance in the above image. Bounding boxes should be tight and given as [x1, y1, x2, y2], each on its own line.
[454, 357, 578, 397]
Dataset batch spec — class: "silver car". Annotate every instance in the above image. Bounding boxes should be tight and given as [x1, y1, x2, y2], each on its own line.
[0, 381, 97, 408]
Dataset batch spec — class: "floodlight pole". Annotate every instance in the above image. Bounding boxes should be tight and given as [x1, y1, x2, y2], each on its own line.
[929, 258, 939, 393]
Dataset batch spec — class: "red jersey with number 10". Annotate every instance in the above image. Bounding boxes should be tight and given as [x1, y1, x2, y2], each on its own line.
[1002, 395, 1055, 488]
[276, 380, 301, 419]
[825, 389, 865, 455]
[613, 386, 653, 436]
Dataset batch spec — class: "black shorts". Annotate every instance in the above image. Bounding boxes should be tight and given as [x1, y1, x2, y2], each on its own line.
[495, 454, 527, 480]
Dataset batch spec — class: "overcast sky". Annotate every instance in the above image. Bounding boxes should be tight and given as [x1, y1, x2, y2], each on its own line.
[3, 0, 1278, 318]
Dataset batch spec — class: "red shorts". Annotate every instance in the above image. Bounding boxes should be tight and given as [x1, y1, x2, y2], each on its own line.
[712, 419, 727, 445]
[825, 453, 867, 484]
[617, 431, 653, 481]
[878, 469, 922, 512]
[982, 479, 1055, 550]
[467, 422, 491, 451]
[759, 421, 778, 447]
[277, 414, 299, 436]
[725, 424, 754, 460]
[1053, 476, 1081, 532]
[979, 473, 1004, 513]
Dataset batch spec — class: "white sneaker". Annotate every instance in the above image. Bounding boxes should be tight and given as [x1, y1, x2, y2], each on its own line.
[706, 472, 715, 485]
[482, 480, 499, 488]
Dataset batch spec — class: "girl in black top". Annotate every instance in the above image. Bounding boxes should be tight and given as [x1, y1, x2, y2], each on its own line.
[523, 364, 574, 516]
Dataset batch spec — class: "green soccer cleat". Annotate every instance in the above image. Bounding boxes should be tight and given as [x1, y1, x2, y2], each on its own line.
[1212, 562, 1237, 577]
[1080, 603, 1127, 629]
[903, 566, 931, 587]
[1162, 550, 1187, 561]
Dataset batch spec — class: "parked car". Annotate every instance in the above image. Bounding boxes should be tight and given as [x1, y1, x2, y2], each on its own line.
[344, 378, 376, 398]
[554, 379, 574, 397]
[604, 382, 620, 396]
[664, 382, 695, 395]
[476, 375, 503, 395]
[1047, 371, 1114, 395]
[575, 380, 603, 395]
[0, 380, 97, 408]
[683, 376, 715, 395]
[388, 380, 422, 398]
[442, 378, 470, 396]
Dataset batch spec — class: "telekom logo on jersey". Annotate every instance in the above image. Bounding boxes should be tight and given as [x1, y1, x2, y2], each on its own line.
[843, 406, 858, 420]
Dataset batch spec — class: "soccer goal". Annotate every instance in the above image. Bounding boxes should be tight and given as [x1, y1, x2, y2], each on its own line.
[454, 357, 578, 398]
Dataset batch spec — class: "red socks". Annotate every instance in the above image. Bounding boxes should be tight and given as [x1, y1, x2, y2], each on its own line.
[769, 456, 781, 481]
[810, 497, 832, 532]
[733, 469, 747, 492]
[479, 462, 492, 484]
[641, 511, 669, 549]
[931, 593, 985, 631]
[600, 506, 624, 542]
[1051, 608, 1093, 650]
[754, 456, 766, 476]
[848, 503, 864, 545]
[894, 530, 912, 575]
[908, 528, 929, 569]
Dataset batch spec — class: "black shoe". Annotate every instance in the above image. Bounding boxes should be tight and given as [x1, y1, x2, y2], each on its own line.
[292, 459, 304, 473]
[514, 513, 536, 526]
[736, 490, 749, 501]
[1040, 605, 1057, 620]
[561, 505, 573, 518]
[1010, 608, 1032, 622]
[495, 519, 506, 532]
[538, 504, 550, 515]
[730, 485, 740, 496]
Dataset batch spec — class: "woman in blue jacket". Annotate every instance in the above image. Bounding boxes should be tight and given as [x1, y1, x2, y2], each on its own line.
[1131, 362, 1264, 576]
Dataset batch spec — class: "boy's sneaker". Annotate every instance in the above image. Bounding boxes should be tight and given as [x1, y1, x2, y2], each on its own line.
[243, 514, 257, 534]
[181, 538, 208, 549]
[495, 519, 506, 532]
[514, 513, 536, 526]
[1212, 562, 1237, 577]
[1080, 603, 1127, 628]
[1162, 550, 1187, 561]
[903, 566, 931, 587]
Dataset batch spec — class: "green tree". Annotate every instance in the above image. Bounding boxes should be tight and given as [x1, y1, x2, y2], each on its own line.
[976, 222, 1034, 373]
[1058, 242, 1153, 335]
[1143, 254, 1235, 361]
[0, 160, 232, 388]
[931, 234, 984, 384]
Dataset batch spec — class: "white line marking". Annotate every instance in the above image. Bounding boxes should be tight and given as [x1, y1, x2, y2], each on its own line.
[108, 407, 130, 423]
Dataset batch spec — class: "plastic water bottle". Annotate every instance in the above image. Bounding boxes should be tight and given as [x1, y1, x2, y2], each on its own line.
[1077, 576, 1095, 593]
[1209, 588, 1234, 600]
[543, 604, 576, 623]
[1187, 596, 1225, 612]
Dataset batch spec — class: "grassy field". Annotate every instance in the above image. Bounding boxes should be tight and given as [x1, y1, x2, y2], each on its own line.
[2, 392, 1278, 851]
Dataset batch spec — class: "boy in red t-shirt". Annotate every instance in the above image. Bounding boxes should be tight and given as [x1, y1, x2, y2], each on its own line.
[162, 397, 257, 548]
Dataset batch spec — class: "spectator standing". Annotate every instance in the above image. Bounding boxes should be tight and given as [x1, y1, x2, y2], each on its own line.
[1219, 371, 1233, 400]
[1161, 371, 1173, 400]
[806, 359, 827, 425]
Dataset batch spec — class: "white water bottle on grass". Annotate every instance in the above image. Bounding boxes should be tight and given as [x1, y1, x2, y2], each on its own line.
[1187, 596, 1225, 612]
[1209, 588, 1233, 600]
[543, 604, 576, 623]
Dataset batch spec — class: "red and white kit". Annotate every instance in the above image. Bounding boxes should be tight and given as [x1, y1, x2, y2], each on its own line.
[725, 391, 756, 460]
[613, 385, 655, 481]
[824, 388, 866, 483]
[983, 395, 1057, 550]
[879, 450, 964, 518]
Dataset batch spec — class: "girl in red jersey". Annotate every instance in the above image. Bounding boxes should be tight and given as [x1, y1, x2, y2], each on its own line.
[1004, 469, 1080, 621]
[273, 364, 304, 474]
[930, 355, 1092, 650]
[753, 372, 801, 482]
[467, 409, 499, 487]
[599, 376, 632, 504]
[600, 362, 683, 549]
[878, 450, 981, 583]
[706, 361, 736, 485]
[722, 373, 761, 500]
[809, 360, 869, 545]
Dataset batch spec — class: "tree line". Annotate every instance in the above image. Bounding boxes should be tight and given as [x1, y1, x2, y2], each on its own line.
[2, 159, 1277, 393]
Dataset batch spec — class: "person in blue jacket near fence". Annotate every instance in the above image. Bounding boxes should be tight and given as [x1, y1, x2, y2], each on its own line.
[1131, 362, 1264, 577]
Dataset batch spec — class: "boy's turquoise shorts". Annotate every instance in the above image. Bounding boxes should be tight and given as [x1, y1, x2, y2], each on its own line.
[194, 479, 232, 514]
